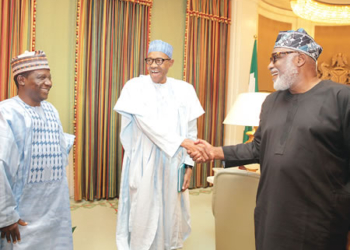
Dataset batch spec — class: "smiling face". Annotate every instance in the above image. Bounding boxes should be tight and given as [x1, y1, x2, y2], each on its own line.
[268, 48, 300, 91]
[147, 51, 174, 84]
[17, 69, 52, 106]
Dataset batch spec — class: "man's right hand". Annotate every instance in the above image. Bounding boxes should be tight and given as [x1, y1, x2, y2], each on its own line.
[188, 139, 225, 163]
[181, 139, 210, 162]
[0, 219, 27, 244]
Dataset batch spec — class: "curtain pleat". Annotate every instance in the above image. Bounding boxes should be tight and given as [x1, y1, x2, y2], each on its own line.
[184, 0, 231, 188]
[74, 0, 152, 201]
[0, 0, 35, 101]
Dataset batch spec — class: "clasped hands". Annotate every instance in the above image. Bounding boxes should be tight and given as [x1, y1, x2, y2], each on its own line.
[182, 139, 216, 163]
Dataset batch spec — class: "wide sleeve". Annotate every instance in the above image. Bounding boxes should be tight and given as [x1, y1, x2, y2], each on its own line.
[64, 133, 76, 155]
[114, 78, 186, 158]
[186, 83, 205, 122]
[222, 95, 266, 168]
[0, 111, 20, 228]
[222, 135, 260, 167]
[133, 116, 185, 158]
[183, 119, 197, 166]
[183, 84, 204, 166]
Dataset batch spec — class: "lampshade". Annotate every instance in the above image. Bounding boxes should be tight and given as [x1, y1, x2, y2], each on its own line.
[223, 92, 269, 127]
[290, 0, 350, 24]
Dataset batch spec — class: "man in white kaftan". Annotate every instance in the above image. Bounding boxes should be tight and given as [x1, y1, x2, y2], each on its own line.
[0, 51, 73, 250]
[114, 40, 205, 250]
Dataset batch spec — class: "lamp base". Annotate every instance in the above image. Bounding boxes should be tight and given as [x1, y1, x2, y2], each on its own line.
[241, 127, 259, 172]
[244, 127, 257, 143]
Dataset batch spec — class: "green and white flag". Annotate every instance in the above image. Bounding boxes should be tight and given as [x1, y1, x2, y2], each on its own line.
[243, 39, 258, 143]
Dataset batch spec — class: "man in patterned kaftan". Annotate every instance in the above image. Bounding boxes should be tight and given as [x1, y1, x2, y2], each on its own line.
[0, 51, 73, 250]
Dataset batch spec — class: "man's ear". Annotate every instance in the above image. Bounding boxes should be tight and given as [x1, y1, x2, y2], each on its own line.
[17, 75, 25, 86]
[297, 53, 307, 67]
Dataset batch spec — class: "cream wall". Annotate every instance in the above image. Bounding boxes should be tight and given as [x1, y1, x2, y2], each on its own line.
[34, 0, 186, 195]
[150, 0, 186, 80]
[225, 0, 350, 145]
[36, 0, 77, 197]
[224, 0, 259, 146]
[35, 0, 185, 134]
[36, 0, 77, 134]
[34, 0, 260, 146]
[35, 0, 348, 147]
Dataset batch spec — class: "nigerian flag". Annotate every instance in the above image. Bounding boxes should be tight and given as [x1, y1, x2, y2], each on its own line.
[243, 39, 258, 143]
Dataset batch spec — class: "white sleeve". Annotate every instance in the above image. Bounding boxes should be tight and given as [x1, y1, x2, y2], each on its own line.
[183, 119, 197, 166]
[0, 161, 20, 228]
[115, 79, 185, 158]
[133, 114, 185, 158]
[0, 113, 20, 228]
[183, 83, 203, 166]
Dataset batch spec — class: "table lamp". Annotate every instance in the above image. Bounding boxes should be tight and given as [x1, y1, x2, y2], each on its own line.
[224, 92, 270, 142]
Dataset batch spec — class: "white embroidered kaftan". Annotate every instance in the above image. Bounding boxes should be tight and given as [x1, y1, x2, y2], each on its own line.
[0, 96, 73, 250]
[114, 75, 204, 250]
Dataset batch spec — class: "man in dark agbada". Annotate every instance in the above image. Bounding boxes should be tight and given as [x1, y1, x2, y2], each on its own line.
[190, 28, 350, 250]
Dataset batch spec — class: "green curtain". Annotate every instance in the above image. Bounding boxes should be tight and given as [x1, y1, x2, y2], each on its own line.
[184, 0, 231, 188]
[73, 0, 152, 201]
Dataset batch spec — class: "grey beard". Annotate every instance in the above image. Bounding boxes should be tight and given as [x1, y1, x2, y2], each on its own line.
[273, 61, 299, 91]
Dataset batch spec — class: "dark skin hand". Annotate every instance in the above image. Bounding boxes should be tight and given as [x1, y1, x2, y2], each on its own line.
[0, 219, 27, 244]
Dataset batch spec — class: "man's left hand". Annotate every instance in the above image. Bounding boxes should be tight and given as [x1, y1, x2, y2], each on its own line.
[182, 167, 193, 192]
[0, 219, 27, 244]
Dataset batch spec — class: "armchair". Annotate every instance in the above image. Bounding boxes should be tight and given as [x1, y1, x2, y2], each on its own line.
[212, 168, 260, 250]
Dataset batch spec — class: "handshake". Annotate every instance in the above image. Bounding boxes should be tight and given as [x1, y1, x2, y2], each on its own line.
[181, 139, 224, 163]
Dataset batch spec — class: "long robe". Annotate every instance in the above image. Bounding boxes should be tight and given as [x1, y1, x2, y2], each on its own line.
[223, 80, 350, 250]
[114, 75, 204, 250]
[0, 96, 73, 250]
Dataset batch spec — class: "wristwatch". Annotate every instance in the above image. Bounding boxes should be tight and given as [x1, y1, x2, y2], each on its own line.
[185, 164, 193, 169]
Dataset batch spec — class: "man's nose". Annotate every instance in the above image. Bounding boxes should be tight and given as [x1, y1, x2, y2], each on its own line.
[45, 78, 52, 86]
[267, 60, 274, 71]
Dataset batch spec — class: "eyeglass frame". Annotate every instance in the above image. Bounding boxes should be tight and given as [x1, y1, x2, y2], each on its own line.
[145, 57, 171, 65]
[270, 51, 299, 64]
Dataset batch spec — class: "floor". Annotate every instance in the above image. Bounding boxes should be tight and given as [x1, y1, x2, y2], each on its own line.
[70, 188, 215, 250]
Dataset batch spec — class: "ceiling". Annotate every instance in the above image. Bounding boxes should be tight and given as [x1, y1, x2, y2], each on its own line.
[262, 0, 350, 11]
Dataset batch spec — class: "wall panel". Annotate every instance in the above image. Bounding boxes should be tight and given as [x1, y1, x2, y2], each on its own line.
[315, 26, 350, 69]
[257, 15, 291, 92]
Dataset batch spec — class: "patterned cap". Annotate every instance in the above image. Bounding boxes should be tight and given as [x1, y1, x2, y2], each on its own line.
[148, 40, 173, 58]
[274, 28, 323, 61]
[11, 50, 50, 77]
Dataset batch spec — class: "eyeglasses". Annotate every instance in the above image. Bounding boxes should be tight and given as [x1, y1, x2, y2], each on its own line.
[270, 51, 298, 63]
[145, 58, 171, 65]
